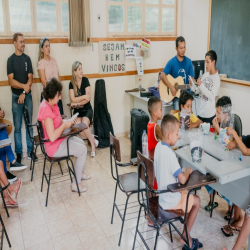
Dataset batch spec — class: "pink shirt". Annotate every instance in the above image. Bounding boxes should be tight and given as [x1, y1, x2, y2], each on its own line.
[38, 57, 59, 91]
[38, 100, 65, 157]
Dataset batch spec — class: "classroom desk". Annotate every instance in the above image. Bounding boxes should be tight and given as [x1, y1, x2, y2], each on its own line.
[127, 92, 173, 117]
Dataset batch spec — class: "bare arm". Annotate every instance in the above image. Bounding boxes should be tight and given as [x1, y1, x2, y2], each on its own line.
[229, 129, 250, 156]
[189, 118, 202, 129]
[177, 167, 192, 184]
[38, 69, 47, 87]
[155, 124, 162, 141]
[44, 118, 75, 142]
[70, 86, 91, 105]
[8, 73, 32, 93]
[160, 72, 176, 96]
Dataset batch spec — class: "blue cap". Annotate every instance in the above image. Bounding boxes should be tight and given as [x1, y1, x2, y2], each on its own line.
[143, 130, 146, 133]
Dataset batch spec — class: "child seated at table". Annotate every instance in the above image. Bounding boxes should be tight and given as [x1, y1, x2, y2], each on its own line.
[147, 96, 162, 190]
[154, 114, 202, 249]
[174, 91, 202, 129]
[205, 96, 235, 220]
[221, 127, 250, 240]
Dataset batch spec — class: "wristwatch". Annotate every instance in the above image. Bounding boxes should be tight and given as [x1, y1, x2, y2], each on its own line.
[23, 90, 26, 95]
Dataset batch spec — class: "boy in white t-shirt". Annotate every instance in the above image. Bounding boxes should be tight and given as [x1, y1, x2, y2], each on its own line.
[154, 114, 202, 249]
[189, 50, 220, 125]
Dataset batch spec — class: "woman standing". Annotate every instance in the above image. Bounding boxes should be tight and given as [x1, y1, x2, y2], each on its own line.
[69, 61, 98, 157]
[37, 38, 64, 115]
[38, 78, 89, 192]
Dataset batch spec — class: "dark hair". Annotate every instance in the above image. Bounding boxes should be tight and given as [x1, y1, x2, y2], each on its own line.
[179, 90, 194, 110]
[13, 32, 23, 42]
[148, 96, 161, 115]
[161, 114, 179, 136]
[216, 96, 231, 108]
[43, 78, 63, 101]
[176, 36, 185, 48]
[39, 37, 50, 49]
[205, 50, 217, 65]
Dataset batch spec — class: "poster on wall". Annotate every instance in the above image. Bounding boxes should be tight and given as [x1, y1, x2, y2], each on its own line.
[99, 41, 126, 74]
[136, 57, 144, 75]
[125, 45, 136, 59]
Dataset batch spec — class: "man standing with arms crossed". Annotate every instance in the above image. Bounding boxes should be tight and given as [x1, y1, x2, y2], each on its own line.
[161, 36, 194, 110]
[7, 32, 37, 164]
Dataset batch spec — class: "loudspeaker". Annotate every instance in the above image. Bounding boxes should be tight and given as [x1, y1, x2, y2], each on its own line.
[130, 108, 149, 159]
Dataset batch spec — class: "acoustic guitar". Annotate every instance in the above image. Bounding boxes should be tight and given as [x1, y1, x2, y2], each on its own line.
[159, 74, 190, 103]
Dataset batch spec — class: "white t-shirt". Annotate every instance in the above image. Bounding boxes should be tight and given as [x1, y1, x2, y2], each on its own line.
[191, 71, 220, 118]
[154, 142, 182, 210]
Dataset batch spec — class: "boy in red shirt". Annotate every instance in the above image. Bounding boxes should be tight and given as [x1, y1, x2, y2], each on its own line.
[147, 96, 163, 190]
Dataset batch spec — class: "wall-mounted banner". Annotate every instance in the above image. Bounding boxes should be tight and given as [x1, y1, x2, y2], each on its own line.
[99, 41, 126, 74]
[136, 57, 144, 76]
[125, 45, 136, 59]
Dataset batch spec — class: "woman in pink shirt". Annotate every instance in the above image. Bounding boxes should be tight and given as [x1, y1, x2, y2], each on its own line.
[38, 78, 89, 193]
[38, 38, 64, 115]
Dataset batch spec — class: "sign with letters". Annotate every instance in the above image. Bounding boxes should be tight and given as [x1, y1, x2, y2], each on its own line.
[99, 41, 126, 74]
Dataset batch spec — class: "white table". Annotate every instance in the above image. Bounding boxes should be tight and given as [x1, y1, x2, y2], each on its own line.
[175, 128, 250, 249]
[127, 92, 173, 118]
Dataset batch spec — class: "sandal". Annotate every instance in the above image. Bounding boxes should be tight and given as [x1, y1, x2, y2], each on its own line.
[221, 225, 234, 237]
[205, 202, 218, 212]
[81, 173, 91, 180]
[71, 183, 87, 193]
[91, 151, 96, 157]
[92, 135, 99, 147]
[15, 178, 22, 199]
[229, 224, 242, 232]
[182, 238, 200, 250]
[224, 211, 234, 221]
[4, 199, 18, 207]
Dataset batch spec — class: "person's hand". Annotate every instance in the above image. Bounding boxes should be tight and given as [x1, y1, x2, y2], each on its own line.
[70, 103, 77, 108]
[23, 83, 31, 93]
[197, 78, 202, 86]
[18, 93, 25, 104]
[72, 117, 77, 125]
[171, 88, 176, 96]
[186, 167, 193, 175]
[226, 127, 236, 136]
[227, 140, 237, 150]
[189, 123, 194, 129]
[212, 117, 220, 132]
[0, 110, 5, 119]
[64, 120, 74, 129]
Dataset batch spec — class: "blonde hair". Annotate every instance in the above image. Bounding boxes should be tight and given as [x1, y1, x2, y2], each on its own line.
[71, 61, 82, 97]
[38, 38, 49, 63]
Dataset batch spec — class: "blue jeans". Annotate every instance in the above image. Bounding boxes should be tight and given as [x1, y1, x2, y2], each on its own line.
[173, 97, 179, 110]
[0, 129, 15, 173]
[205, 185, 233, 206]
[12, 92, 33, 155]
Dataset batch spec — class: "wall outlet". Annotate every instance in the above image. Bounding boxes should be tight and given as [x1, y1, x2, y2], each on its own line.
[97, 14, 101, 22]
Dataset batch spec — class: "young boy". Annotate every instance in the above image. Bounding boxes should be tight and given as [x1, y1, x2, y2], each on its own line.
[212, 96, 233, 135]
[189, 50, 220, 125]
[205, 96, 234, 219]
[174, 91, 202, 129]
[221, 127, 249, 239]
[147, 97, 162, 190]
[154, 114, 202, 249]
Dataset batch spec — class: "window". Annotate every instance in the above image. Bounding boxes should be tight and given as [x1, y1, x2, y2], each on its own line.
[0, 0, 69, 37]
[107, 0, 177, 36]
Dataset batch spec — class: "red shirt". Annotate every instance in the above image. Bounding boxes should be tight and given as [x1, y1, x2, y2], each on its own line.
[147, 121, 159, 190]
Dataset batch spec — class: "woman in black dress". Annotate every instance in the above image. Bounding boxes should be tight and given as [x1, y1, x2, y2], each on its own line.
[69, 61, 98, 157]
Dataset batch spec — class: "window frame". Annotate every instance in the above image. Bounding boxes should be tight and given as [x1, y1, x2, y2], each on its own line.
[0, 0, 69, 37]
[106, 0, 177, 37]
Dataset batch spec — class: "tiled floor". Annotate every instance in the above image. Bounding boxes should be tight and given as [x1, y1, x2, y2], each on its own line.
[1, 136, 248, 250]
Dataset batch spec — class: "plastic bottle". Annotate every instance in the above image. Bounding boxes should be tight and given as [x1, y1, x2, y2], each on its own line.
[142, 130, 148, 157]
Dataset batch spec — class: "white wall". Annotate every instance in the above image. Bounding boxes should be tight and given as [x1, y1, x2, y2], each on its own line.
[0, 0, 210, 155]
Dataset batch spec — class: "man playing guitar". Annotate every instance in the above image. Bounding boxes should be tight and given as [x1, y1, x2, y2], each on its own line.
[160, 36, 194, 110]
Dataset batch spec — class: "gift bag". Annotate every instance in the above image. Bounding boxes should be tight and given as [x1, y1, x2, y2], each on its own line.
[179, 109, 191, 130]
[189, 132, 203, 163]
[219, 104, 234, 146]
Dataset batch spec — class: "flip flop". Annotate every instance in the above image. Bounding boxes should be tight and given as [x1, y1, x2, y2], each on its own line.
[148, 224, 156, 229]
[205, 202, 218, 212]
[229, 224, 242, 232]
[15, 178, 22, 199]
[182, 238, 200, 250]
[4, 199, 18, 207]
[224, 211, 234, 221]
[221, 225, 234, 237]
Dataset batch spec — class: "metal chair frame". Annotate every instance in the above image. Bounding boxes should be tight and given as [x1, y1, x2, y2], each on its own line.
[0, 215, 11, 249]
